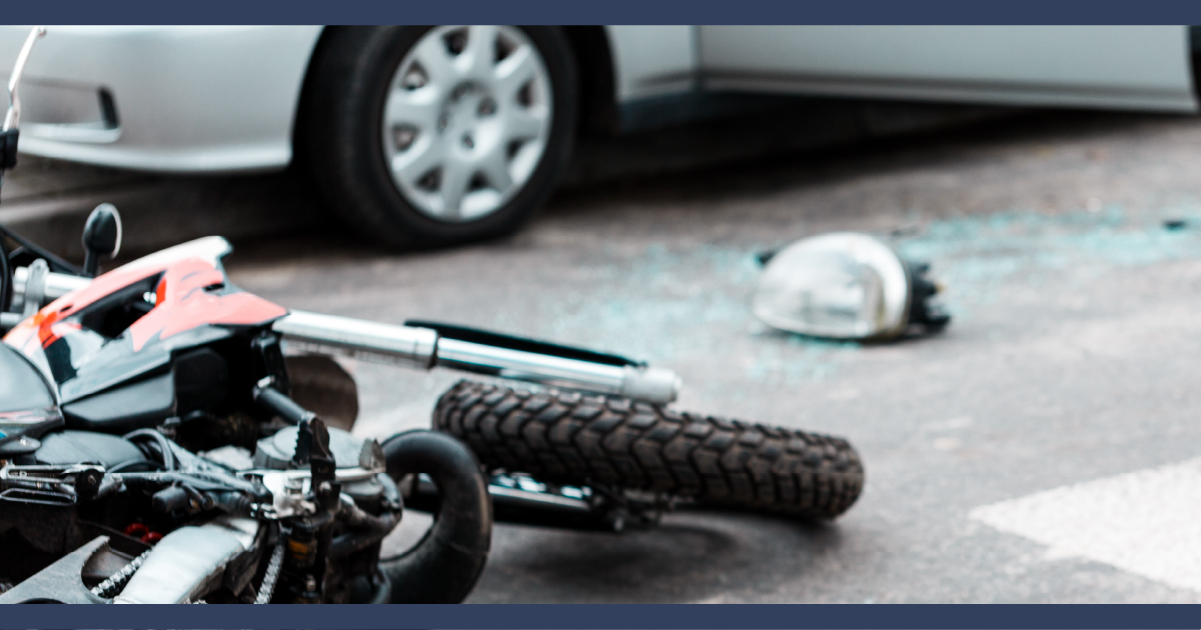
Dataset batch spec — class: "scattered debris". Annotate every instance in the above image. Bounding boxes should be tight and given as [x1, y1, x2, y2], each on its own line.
[753, 232, 949, 342]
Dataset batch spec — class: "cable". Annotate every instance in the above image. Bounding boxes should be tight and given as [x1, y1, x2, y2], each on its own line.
[123, 429, 178, 471]
[107, 459, 165, 474]
[0, 218, 10, 314]
[0, 223, 82, 276]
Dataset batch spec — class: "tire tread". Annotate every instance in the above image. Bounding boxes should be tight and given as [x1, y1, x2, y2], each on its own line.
[433, 380, 864, 519]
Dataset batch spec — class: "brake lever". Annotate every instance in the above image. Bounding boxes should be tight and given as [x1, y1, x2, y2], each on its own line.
[0, 463, 105, 504]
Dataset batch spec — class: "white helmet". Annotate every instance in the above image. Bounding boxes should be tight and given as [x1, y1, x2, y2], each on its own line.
[753, 232, 948, 341]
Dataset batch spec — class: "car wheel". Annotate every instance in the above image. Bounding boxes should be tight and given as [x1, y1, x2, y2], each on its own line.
[304, 26, 578, 249]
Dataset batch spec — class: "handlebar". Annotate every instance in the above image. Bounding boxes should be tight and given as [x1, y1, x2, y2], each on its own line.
[0, 266, 89, 329]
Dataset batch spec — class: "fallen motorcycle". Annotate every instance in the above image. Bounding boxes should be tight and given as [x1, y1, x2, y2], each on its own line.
[0, 27, 863, 604]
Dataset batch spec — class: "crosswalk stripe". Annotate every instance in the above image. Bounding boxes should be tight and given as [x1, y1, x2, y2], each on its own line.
[970, 456, 1201, 592]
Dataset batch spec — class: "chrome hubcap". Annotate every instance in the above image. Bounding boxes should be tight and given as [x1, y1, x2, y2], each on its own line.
[381, 26, 553, 222]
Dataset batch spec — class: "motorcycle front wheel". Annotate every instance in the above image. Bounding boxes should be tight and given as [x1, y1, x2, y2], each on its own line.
[433, 380, 864, 520]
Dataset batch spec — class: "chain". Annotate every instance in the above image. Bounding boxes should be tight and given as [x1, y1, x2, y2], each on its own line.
[91, 549, 151, 599]
[253, 541, 285, 604]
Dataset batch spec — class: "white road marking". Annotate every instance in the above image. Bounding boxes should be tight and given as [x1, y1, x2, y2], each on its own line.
[826, 386, 861, 401]
[933, 437, 962, 450]
[970, 456, 1201, 592]
[922, 416, 973, 432]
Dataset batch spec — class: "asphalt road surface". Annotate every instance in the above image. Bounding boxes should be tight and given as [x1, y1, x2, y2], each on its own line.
[223, 109, 1201, 603]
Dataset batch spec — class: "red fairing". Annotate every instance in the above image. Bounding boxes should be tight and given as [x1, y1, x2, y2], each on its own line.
[4, 257, 286, 355]
[4, 262, 160, 355]
[129, 258, 286, 351]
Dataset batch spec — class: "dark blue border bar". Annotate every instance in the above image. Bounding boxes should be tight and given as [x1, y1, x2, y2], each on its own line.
[0, 604, 1198, 629]
[3, 6, 1200, 630]
[7, 0, 1201, 25]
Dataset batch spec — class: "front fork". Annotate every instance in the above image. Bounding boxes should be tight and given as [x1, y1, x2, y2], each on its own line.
[270, 312, 682, 405]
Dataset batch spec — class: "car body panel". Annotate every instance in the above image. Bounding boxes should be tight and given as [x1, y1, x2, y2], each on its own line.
[698, 26, 1197, 112]
[0, 25, 323, 172]
[603, 25, 697, 101]
[0, 25, 1196, 174]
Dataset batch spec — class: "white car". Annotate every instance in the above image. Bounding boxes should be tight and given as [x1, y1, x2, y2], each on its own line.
[1, 26, 1195, 247]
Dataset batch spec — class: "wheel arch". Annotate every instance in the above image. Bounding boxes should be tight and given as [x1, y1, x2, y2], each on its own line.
[561, 26, 620, 136]
[289, 25, 342, 171]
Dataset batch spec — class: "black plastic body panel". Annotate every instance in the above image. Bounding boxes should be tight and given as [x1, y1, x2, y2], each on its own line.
[0, 342, 55, 413]
[62, 371, 175, 434]
[18, 430, 148, 469]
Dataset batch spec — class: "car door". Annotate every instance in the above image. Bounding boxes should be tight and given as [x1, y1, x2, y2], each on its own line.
[698, 26, 1196, 112]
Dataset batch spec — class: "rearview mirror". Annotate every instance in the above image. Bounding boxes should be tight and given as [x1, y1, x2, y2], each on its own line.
[81, 203, 122, 277]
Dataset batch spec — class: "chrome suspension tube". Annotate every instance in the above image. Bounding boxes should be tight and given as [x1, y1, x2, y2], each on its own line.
[434, 337, 680, 403]
[271, 310, 438, 369]
[273, 311, 681, 404]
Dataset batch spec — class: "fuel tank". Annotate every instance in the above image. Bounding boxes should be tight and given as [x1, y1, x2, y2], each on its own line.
[0, 341, 61, 457]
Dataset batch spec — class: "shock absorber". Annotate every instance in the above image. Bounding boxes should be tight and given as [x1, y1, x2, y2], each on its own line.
[280, 519, 324, 604]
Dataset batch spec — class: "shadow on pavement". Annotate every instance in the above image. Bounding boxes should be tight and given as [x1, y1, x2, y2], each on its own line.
[548, 108, 1183, 216]
[467, 510, 846, 603]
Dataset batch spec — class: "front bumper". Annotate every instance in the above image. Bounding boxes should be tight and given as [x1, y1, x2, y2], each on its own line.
[0, 26, 323, 173]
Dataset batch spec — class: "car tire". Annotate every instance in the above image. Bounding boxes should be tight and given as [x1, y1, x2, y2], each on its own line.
[303, 26, 578, 249]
